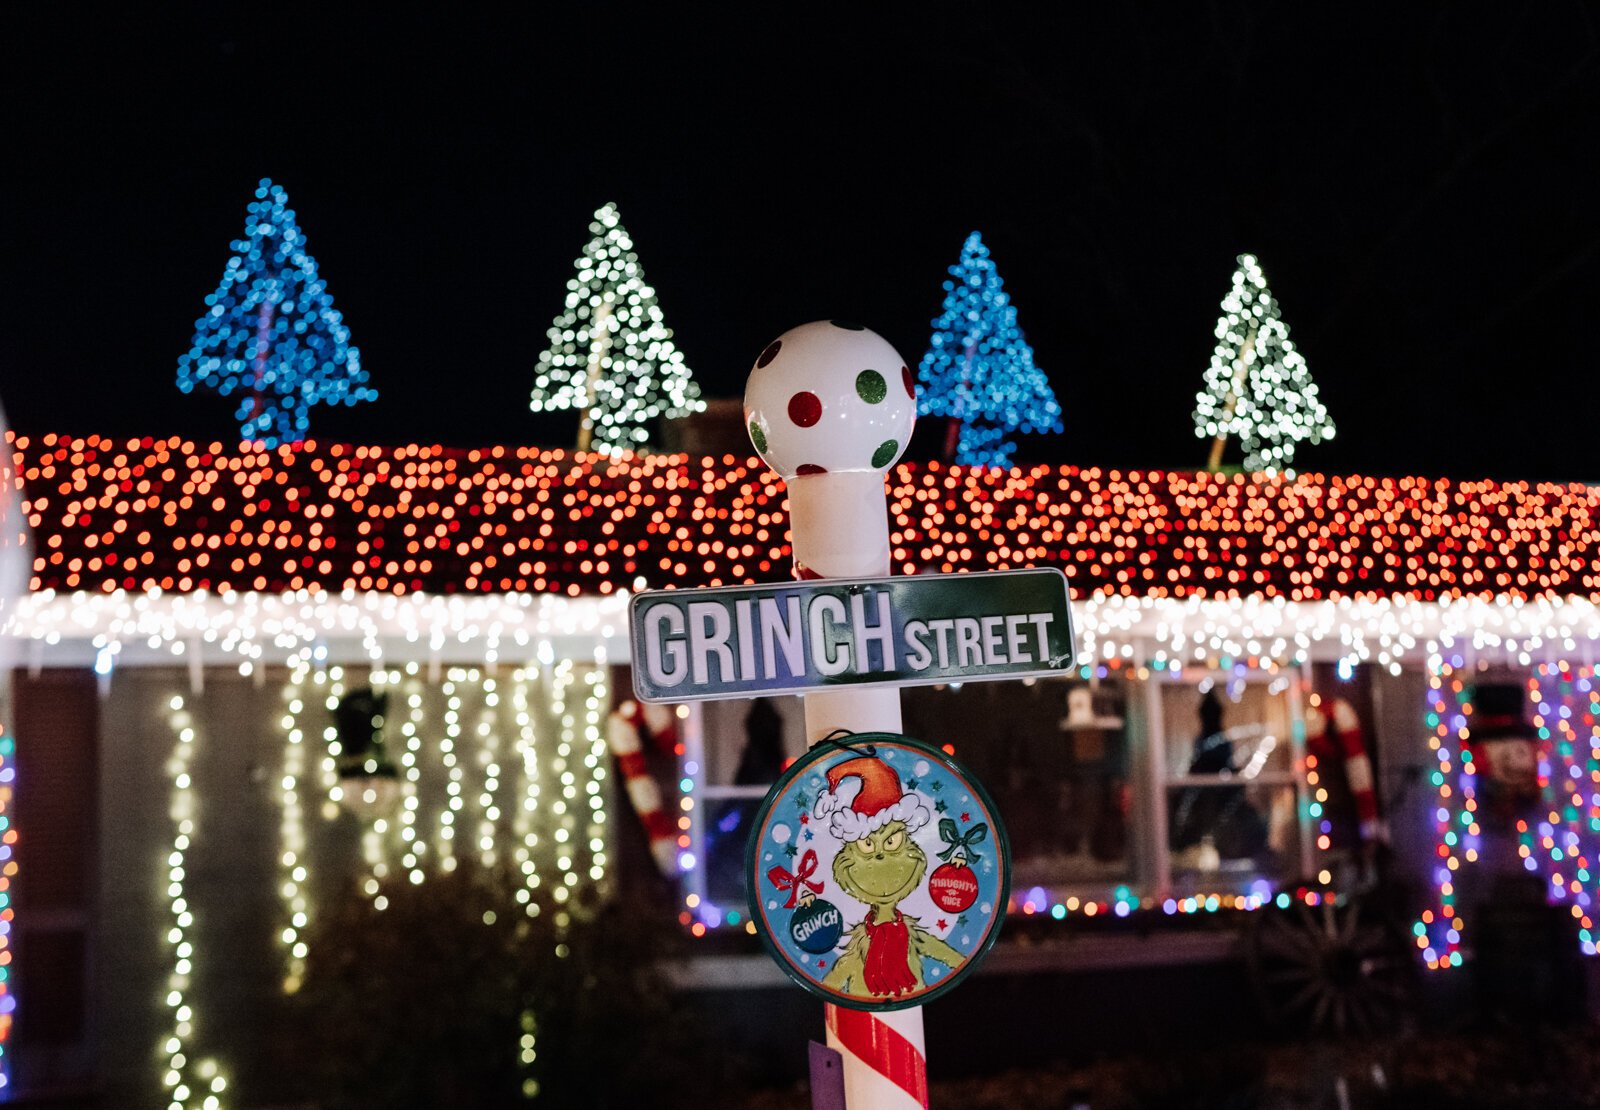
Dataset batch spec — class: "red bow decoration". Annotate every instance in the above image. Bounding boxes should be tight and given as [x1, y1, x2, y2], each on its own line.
[767, 849, 823, 908]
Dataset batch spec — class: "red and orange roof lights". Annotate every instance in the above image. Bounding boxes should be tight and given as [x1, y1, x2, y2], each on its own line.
[11, 434, 1600, 604]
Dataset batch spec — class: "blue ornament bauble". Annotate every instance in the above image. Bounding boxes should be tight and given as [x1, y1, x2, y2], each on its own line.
[789, 897, 843, 955]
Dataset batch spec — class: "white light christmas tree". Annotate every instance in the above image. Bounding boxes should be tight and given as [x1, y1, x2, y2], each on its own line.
[1193, 254, 1334, 473]
[530, 203, 704, 453]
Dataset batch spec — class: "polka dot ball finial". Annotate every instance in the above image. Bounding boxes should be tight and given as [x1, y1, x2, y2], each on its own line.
[744, 320, 917, 480]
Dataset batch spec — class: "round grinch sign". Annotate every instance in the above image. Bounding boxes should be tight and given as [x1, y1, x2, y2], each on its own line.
[748, 732, 1009, 1011]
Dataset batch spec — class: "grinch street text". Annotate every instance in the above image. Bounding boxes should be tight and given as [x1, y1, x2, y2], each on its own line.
[630, 568, 1074, 702]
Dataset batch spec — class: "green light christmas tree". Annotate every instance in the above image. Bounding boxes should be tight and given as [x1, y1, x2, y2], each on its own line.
[530, 203, 704, 453]
[1194, 254, 1334, 473]
[916, 232, 1062, 468]
[176, 178, 374, 446]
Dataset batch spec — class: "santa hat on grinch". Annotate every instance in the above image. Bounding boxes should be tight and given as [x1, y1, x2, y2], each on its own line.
[814, 755, 931, 841]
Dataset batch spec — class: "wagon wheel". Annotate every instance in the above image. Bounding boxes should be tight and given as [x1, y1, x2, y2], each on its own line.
[1245, 891, 1416, 1037]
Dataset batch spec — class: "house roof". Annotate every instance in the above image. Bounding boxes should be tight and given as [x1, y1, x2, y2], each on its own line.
[11, 433, 1600, 603]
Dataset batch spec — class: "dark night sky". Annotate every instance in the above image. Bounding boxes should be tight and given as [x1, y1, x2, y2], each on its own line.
[3, 4, 1598, 480]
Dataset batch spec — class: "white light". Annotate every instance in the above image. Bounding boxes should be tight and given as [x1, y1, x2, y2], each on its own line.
[161, 693, 232, 1107]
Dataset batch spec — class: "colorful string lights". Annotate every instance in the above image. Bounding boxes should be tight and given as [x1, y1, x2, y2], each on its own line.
[916, 232, 1062, 468]
[175, 180, 375, 447]
[1414, 655, 1477, 970]
[1414, 657, 1600, 968]
[529, 203, 704, 453]
[674, 674, 1330, 938]
[1519, 663, 1599, 955]
[680, 885, 1326, 933]
[681, 878, 1328, 934]
[10, 433, 1600, 961]
[0, 728, 14, 1094]
[1193, 254, 1334, 473]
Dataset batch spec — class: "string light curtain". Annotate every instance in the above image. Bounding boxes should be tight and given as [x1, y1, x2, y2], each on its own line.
[1413, 658, 1600, 970]
[150, 660, 612, 1103]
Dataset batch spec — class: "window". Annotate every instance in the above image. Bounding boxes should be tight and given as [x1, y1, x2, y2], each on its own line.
[1155, 672, 1308, 892]
[677, 666, 1315, 928]
[902, 678, 1134, 891]
[687, 696, 809, 913]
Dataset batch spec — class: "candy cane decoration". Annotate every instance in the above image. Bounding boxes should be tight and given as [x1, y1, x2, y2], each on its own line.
[745, 321, 926, 1110]
[1306, 695, 1386, 844]
[606, 698, 680, 876]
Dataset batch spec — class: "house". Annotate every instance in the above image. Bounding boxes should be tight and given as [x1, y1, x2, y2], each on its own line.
[5, 431, 1600, 1100]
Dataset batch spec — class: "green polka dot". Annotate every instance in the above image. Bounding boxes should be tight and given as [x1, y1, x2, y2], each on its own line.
[871, 439, 899, 468]
[855, 369, 888, 404]
[749, 421, 768, 454]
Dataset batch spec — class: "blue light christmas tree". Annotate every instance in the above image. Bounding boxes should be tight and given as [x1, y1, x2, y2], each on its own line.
[177, 179, 375, 446]
[916, 232, 1062, 468]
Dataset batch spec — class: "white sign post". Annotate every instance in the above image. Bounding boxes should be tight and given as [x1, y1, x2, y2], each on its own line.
[744, 321, 927, 1109]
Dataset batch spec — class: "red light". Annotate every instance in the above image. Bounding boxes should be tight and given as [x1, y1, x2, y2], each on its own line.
[8, 440, 1596, 604]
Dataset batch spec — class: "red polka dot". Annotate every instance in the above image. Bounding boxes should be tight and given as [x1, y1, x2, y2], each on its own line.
[788, 391, 822, 427]
[902, 366, 916, 399]
[796, 463, 828, 476]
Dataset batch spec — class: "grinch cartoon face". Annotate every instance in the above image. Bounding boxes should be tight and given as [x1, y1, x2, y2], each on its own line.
[809, 754, 966, 1000]
[834, 820, 927, 907]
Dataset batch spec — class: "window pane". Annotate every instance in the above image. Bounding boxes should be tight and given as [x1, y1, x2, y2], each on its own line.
[702, 796, 760, 908]
[1161, 678, 1294, 780]
[696, 696, 808, 910]
[1161, 677, 1302, 886]
[903, 678, 1132, 886]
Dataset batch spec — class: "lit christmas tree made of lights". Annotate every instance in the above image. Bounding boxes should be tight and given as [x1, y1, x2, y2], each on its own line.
[1193, 254, 1334, 473]
[530, 203, 704, 453]
[176, 178, 374, 446]
[916, 231, 1062, 468]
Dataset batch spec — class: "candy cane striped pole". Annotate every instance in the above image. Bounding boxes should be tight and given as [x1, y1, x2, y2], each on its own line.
[1308, 696, 1386, 844]
[606, 699, 681, 877]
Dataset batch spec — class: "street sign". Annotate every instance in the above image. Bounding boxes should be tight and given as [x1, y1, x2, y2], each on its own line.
[629, 567, 1074, 703]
